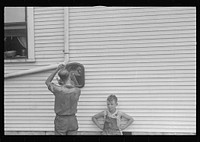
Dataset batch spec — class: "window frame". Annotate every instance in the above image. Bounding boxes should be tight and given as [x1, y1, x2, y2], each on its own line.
[4, 7, 35, 63]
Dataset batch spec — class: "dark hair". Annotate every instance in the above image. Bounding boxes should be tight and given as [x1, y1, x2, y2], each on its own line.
[58, 69, 69, 81]
[107, 94, 118, 103]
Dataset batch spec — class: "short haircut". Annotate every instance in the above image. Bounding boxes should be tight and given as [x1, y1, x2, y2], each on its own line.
[58, 69, 69, 81]
[107, 94, 118, 103]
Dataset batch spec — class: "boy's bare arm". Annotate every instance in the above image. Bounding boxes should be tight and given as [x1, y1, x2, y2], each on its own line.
[120, 112, 134, 130]
[92, 111, 104, 130]
[45, 64, 65, 86]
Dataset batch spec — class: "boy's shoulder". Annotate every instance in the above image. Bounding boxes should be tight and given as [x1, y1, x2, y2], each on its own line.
[74, 87, 81, 92]
[104, 110, 123, 117]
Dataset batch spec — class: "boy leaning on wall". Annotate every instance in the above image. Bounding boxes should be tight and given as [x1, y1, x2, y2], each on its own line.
[92, 94, 134, 135]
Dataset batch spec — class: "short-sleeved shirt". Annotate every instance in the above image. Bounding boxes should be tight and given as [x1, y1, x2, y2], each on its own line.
[47, 82, 81, 116]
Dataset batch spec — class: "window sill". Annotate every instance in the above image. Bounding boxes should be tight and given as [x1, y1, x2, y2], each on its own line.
[4, 58, 35, 63]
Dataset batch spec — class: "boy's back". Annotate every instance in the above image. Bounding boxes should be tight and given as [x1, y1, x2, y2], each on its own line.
[47, 83, 81, 116]
[45, 64, 82, 135]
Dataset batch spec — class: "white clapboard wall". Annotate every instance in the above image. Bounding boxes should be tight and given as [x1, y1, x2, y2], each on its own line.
[69, 7, 196, 133]
[4, 7, 196, 134]
[4, 7, 65, 131]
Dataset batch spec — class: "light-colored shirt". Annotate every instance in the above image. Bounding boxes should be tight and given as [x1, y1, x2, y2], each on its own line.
[47, 82, 81, 116]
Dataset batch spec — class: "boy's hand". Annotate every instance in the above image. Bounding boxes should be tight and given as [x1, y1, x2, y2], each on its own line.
[120, 125, 126, 130]
[57, 64, 65, 70]
[100, 125, 104, 130]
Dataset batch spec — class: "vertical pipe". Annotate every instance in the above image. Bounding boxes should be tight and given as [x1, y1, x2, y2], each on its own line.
[64, 7, 69, 64]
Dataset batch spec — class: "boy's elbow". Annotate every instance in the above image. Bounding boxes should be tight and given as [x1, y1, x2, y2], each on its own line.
[131, 118, 134, 123]
[92, 116, 96, 122]
[45, 80, 50, 86]
[91, 116, 95, 121]
[128, 117, 134, 124]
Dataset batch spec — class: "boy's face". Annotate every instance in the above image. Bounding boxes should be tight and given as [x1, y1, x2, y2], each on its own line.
[107, 100, 118, 112]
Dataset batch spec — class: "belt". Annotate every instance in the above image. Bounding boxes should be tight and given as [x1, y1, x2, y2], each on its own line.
[56, 114, 75, 117]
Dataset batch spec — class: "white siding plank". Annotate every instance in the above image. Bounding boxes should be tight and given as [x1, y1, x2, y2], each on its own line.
[69, 7, 195, 15]
[68, 7, 196, 134]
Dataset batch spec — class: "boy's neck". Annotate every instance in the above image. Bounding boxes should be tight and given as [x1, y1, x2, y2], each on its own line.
[63, 78, 74, 88]
[108, 108, 117, 114]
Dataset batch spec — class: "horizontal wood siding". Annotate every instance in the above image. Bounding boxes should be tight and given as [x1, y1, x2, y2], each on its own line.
[69, 7, 196, 133]
[34, 7, 65, 64]
[4, 73, 55, 131]
[4, 7, 65, 131]
[4, 7, 196, 134]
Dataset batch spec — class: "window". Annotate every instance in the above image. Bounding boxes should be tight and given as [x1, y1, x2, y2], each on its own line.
[4, 7, 28, 59]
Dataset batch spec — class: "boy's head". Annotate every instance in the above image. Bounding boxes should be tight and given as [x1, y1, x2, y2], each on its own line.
[58, 69, 76, 87]
[107, 94, 118, 112]
[107, 94, 118, 103]
[58, 69, 69, 83]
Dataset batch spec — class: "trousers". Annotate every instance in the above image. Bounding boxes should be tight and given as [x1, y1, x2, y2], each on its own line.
[54, 114, 78, 135]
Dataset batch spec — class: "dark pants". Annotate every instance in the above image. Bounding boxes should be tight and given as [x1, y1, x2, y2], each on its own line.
[54, 114, 78, 135]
